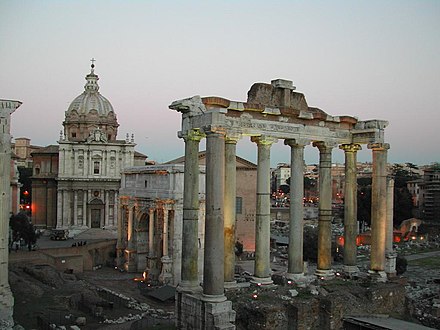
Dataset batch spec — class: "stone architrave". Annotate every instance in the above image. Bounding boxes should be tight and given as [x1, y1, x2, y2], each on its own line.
[0, 99, 21, 329]
[285, 139, 309, 280]
[340, 143, 362, 274]
[368, 143, 390, 281]
[180, 129, 204, 292]
[224, 134, 240, 287]
[251, 135, 277, 285]
[314, 141, 335, 278]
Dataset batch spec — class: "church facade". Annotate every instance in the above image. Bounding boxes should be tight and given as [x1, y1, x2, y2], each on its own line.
[32, 62, 146, 230]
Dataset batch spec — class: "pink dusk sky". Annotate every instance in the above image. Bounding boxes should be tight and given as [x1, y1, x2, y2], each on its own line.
[1, 1, 439, 166]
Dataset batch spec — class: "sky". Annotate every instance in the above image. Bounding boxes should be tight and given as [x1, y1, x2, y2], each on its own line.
[1, 0, 439, 166]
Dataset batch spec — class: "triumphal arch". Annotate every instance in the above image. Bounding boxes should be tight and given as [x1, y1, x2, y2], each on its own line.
[169, 79, 390, 329]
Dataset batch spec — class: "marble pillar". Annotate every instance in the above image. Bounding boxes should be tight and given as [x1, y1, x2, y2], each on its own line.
[105, 190, 110, 227]
[148, 208, 154, 255]
[180, 130, 203, 292]
[203, 128, 226, 301]
[285, 139, 307, 279]
[73, 190, 78, 226]
[82, 190, 87, 227]
[0, 99, 21, 329]
[385, 177, 397, 277]
[160, 207, 173, 284]
[57, 189, 63, 228]
[127, 204, 134, 249]
[251, 136, 277, 285]
[314, 141, 334, 278]
[116, 204, 124, 266]
[224, 135, 239, 286]
[340, 144, 361, 274]
[368, 143, 389, 281]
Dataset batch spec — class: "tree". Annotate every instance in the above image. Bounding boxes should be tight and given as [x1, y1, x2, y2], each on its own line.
[392, 165, 415, 226]
[9, 212, 38, 250]
[357, 177, 372, 227]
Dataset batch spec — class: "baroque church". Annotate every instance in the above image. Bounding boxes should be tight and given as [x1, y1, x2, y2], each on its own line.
[31, 61, 146, 230]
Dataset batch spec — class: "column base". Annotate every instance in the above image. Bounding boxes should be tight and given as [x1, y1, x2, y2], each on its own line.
[343, 265, 360, 275]
[368, 270, 387, 282]
[385, 252, 397, 277]
[159, 255, 173, 284]
[201, 293, 227, 303]
[286, 272, 307, 284]
[250, 276, 274, 286]
[315, 268, 335, 280]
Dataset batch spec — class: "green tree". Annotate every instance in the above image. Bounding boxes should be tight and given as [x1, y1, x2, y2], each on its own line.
[357, 177, 372, 227]
[9, 212, 38, 250]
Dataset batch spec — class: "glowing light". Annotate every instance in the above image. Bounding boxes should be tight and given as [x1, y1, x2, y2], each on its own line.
[252, 294, 258, 299]
[287, 280, 292, 285]
[257, 283, 262, 286]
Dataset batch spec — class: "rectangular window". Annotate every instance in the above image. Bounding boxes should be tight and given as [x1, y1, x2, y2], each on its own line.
[145, 180, 148, 188]
[236, 197, 243, 214]
[94, 161, 100, 174]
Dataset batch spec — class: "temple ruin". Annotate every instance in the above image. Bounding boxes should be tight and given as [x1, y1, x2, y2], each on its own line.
[169, 79, 392, 329]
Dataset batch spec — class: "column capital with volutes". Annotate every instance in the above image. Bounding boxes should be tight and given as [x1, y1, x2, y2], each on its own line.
[284, 138, 310, 148]
[225, 131, 241, 144]
[339, 143, 362, 153]
[313, 141, 337, 153]
[251, 135, 278, 146]
[367, 142, 390, 151]
[182, 129, 205, 142]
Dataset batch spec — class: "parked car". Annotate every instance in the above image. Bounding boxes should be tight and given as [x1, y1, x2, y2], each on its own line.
[50, 229, 69, 241]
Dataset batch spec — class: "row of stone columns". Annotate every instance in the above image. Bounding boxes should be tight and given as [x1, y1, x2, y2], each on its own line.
[179, 128, 392, 294]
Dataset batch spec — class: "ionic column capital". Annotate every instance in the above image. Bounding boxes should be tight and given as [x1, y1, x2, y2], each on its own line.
[182, 129, 205, 142]
[284, 138, 309, 148]
[313, 141, 337, 153]
[339, 143, 362, 153]
[203, 125, 226, 136]
[225, 132, 241, 144]
[251, 135, 278, 146]
[367, 142, 390, 151]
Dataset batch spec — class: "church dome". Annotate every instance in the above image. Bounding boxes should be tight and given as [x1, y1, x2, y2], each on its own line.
[63, 61, 119, 142]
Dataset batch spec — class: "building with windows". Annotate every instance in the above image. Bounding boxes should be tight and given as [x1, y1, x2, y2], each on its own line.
[31, 62, 146, 230]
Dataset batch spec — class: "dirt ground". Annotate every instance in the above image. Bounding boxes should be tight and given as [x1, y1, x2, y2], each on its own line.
[9, 263, 175, 330]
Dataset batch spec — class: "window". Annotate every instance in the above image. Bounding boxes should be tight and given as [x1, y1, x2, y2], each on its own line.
[94, 161, 100, 174]
[236, 197, 243, 214]
[72, 132, 76, 138]
[145, 180, 148, 188]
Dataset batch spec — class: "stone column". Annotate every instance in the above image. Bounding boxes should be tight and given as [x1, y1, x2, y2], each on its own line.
[340, 144, 361, 274]
[114, 191, 118, 227]
[224, 134, 239, 287]
[116, 204, 124, 266]
[180, 129, 204, 292]
[314, 141, 334, 278]
[73, 190, 78, 226]
[251, 135, 277, 285]
[127, 203, 134, 249]
[203, 128, 226, 300]
[368, 143, 389, 281]
[63, 190, 69, 227]
[160, 207, 173, 284]
[57, 189, 63, 228]
[148, 208, 154, 255]
[82, 189, 87, 227]
[87, 189, 92, 227]
[0, 99, 21, 329]
[385, 177, 396, 277]
[285, 139, 308, 280]
[105, 190, 110, 227]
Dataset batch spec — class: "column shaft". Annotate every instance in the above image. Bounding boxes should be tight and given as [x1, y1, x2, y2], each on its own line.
[204, 130, 226, 297]
[386, 178, 395, 254]
[252, 136, 276, 283]
[340, 144, 361, 268]
[286, 140, 306, 275]
[181, 130, 203, 290]
[82, 190, 87, 226]
[127, 205, 134, 249]
[315, 142, 334, 274]
[163, 207, 169, 256]
[224, 138, 237, 283]
[369, 143, 389, 271]
[73, 190, 78, 226]
[148, 208, 154, 255]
